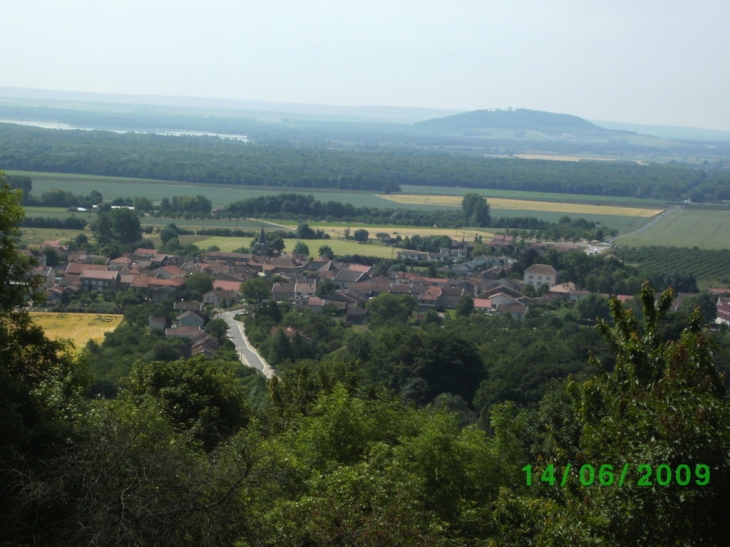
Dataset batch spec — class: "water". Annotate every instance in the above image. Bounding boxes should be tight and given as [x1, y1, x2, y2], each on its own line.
[0, 119, 248, 141]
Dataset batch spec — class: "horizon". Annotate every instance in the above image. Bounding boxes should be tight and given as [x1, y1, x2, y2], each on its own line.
[3, 85, 730, 136]
[2, 1, 729, 132]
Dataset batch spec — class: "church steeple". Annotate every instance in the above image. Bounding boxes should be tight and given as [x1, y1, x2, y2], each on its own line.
[254, 226, 267, 256]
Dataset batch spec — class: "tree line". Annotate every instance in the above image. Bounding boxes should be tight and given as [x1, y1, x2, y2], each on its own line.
[3, 122, 729, 199]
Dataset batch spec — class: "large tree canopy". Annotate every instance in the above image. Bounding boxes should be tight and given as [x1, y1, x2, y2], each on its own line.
[91, 208, 143, 248]
[461, 193, 491, 227]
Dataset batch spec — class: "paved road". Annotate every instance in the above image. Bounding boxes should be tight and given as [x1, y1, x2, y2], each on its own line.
[218, 310, 276, 378]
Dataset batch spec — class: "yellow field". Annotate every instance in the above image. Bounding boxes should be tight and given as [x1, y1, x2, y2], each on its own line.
[377, 194, 661, 217]
[513, 154, 614, 162]
[30, 312, 123, 350]
[198, 225, 495, 259]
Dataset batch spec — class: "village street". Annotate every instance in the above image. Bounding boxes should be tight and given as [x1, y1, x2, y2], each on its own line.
[218, 309, 276, 379]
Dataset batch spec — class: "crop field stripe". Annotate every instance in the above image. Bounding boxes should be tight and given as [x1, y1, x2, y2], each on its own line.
[378, 194, 662, 217]
[29, 312, 123, 352]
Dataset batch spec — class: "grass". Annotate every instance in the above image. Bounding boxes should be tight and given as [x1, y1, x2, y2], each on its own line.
[18, 227, 87, 245]
[616, 208, 730, 250]
[30, 312, 123, 351]
[9, 170, 397, 209]
[196, 236, 401, 258]
[278, 223, 495, 241]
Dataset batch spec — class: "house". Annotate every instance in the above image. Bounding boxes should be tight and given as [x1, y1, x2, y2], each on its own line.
[174, 301, 203, 312]
[396, 250, 428, 261]
[417, 286, 442, 311]
[203, 289, 237, 307]
[716, 303, 730, 325]
[439, 286, 465, 309]
[346, 307, 368, 325]
[523, 264, 558, 288]
[149, 315, 167, 331]
[473, 298, 493, 312]
[271, 283, 297, 302]
[489, 292, 521, 307]
[494, 303, 529, 320]
[332, 269, 370, 290]
[175, 310, 205, 328]
[80, 269, 119, 291]
[33, 267, 56, 289]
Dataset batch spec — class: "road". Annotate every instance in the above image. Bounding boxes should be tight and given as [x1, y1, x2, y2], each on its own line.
[218, 310, 276, 379]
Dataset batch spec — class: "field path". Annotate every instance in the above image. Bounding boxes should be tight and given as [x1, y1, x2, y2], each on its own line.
[608, 206, 682, 243]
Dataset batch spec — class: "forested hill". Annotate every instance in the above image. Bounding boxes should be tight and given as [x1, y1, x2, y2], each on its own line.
[416, 108, 621, 136]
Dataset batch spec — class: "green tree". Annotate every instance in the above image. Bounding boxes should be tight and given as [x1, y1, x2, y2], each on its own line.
[91, 208, 143, 248]
[185, 272, 213, 299]
[204, 317, 229, 342]
[159, 223, 179, 245]
[316, 280, 336, 298]
[293, 241, 309, 256]
[353, 228, 369, 243]
[456, 294, 475, 317]
[241, 277, 271, 302]
[575, 292, 611, 322]
[461, 193, 491, 227]
[366, 293, 416, 328]
[0, 174, 90, 542]
[493, 282, 730, 545]
[126, 356, 252, 448]
[318, 244, 335, 259]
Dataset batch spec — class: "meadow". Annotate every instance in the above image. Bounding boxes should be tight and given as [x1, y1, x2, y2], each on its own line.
[9, 170, 397, 209]
[197, 236, 403, 259]
[616, 208, 730, 250]
[30, 312, 123, 351]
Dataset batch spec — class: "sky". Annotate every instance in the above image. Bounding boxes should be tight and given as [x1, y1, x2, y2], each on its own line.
[2, 0, 729, 131]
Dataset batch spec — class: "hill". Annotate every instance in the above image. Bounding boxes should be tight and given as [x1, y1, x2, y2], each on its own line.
[415, 108, 625, 137]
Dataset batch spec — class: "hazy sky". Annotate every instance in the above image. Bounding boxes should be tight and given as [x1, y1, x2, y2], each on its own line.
[2, 0, 729, 130]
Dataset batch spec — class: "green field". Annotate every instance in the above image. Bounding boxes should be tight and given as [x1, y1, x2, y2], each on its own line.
[197, 236, 398, 258]
[19, 227, 88, 245]
[12, 170, 660, 236]
[9, 170, 397, 209]
[616, 208, 730, 250]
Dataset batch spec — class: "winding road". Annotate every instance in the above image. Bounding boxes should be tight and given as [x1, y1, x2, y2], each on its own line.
[218, 309, 276, 379]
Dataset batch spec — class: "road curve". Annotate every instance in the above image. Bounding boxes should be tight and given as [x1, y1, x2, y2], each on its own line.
[218, 310, 276, 379]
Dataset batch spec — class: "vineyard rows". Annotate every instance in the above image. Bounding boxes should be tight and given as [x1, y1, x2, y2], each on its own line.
[613, 246, 730, 284]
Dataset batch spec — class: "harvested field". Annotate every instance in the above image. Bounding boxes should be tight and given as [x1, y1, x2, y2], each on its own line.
[378, 194, 662, 217]
[513, 154, 614, 162]
[30, 312, 123, 351]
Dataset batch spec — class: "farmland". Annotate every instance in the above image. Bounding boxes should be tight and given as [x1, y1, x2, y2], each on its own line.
[30, 312, 123, 351]
[198, 236, 404, 259]
[613, 246, 730, 288]
[379, 193, 661, 217]
[9, 170, 398, 209]
[616, 208, 730, 250]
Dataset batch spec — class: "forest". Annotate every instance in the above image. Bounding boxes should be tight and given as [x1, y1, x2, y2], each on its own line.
[2, 122, 730, 199]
